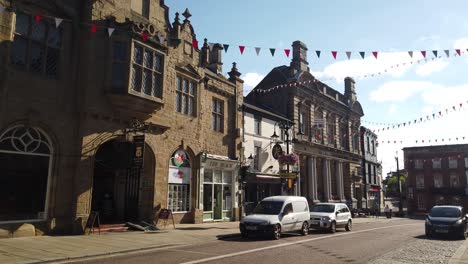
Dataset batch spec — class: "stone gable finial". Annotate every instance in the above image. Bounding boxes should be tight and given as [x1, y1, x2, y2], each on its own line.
[173, 12, 181, 26]
[182, 8, 192, 22]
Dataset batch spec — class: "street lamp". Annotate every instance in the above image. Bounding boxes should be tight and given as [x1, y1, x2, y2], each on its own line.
[271, 120, 295, 195]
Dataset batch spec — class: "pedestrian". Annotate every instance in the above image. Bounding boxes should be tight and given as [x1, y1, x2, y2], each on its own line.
[384, 204, 391, 218]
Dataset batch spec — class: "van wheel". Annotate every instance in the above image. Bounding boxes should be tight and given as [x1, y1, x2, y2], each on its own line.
[271, 224, 281, 240]
[345, 220, 352, 231]
[300, 222, 309, 236]
[329, 221, 336, 233]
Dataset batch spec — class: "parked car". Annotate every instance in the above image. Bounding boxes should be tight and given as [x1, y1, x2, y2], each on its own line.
[425, 205, 467, 239]
[309, 203, 352, 233]
[239, 196, 310, 240]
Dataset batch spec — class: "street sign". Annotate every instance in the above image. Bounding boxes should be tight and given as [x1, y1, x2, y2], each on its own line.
[280, 172, 296, 179]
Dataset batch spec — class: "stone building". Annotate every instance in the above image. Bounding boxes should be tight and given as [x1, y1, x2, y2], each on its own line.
[246, 41, 364, 208]
[360, 126, 382, 210]
[0, 0, 243, 236]
[403, 144, 468, 216]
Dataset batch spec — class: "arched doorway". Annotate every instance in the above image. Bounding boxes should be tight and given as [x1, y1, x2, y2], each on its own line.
[0, 125, 53, 222]
[91, 139, 143, 223]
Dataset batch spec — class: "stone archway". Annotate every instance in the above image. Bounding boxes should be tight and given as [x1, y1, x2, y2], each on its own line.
[0, 124, 53, 222]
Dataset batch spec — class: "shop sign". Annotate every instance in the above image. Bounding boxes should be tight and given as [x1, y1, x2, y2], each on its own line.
[132, 135, 145, 168]
[272, 143, 283, 160]
[168, 166, 191, 184]
[280, 172, 297, 179]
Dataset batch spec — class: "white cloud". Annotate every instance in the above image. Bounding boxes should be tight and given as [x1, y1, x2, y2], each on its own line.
[388, 104, 399, 114]
[242, 72, 265, 95]
[369, 81, 436, 103]
[415, 59, 449, 76]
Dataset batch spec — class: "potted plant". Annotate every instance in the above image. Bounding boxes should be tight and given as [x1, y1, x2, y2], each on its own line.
[277, 152, 299, 166]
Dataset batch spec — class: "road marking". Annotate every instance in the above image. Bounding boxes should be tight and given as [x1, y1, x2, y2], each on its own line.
[180, 223, 421, 264]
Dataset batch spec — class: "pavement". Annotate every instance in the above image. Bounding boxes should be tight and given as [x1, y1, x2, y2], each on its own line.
[0, 217, 466, 264]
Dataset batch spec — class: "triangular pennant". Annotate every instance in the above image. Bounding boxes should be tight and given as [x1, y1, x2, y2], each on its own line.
[35, 14, 42, 23]
[192, 39, 198, 49]
[107, 28, 115, 37]
[421, 50, 426, 58]
[208, 42, 215, 51]
[359, 51, 365, 59]
[432, 50, 438, 57]
[284, 49, 290, 58]
[223, 44, 229, 53]
[453, 106, 456, 111]
[269, 48, 276, 56]
[91, 24, 97, 33]
[255, 47, 261, 56]
[372, 51, 378, 59]
[456, 49, 461, 56]
[239, 46, 245, 54]
[55, 18, 63, 28]
[345, 51, 351, 59]
[331, 51, 337, 59]
[439, 111, 442, 116]
[444, 50, 449, 57]
[408, 51, 413, 58]
[315, 50, 321, 58]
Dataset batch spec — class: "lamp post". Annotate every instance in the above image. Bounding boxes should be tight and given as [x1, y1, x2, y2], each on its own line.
[395, 151, 403, 215]
[271, 120, 295, 195]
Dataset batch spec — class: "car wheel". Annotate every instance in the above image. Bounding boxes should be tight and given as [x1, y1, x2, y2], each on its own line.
[271, 224, 281, 240]
[300, 221, 309, 236]
[345, 220, 352, 231]
[329, 221, 336, 233]
[461, 226, 467, 240]
[425, 228, 432, 238]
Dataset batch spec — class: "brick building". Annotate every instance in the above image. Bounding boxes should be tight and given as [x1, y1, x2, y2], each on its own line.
[0, 0, 243, 236]
[360, 126, 383, 210]
[404, 144, 468, 215]
[246, 41, 364, 208]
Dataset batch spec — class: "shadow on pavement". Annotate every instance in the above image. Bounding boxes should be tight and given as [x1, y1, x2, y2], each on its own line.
[175, 227, 233, 231]
[414, 234, 463, 241]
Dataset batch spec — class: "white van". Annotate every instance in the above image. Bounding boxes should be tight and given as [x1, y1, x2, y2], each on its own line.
[239, 196, 310, 240]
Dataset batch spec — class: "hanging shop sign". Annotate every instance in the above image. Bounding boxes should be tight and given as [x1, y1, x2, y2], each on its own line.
[272, 143, 283, 160]
[280, 172, 297, 179]
[132, 135, 145, 168]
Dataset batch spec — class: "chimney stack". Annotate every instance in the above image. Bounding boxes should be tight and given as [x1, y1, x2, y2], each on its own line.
[344, 77, 356, 103]
[208, 43, 223, 74]
[290, 40, 309, 75]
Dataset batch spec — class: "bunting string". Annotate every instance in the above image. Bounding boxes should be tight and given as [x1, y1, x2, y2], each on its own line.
[377, 136, 468, 146]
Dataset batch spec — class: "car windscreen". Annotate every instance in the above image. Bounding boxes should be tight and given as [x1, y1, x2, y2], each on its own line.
[252, 201, 284, 215]
[429, 207, 461, 218]
[310, 204, 335, 213]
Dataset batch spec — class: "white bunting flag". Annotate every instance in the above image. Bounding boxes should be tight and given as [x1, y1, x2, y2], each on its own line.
[158, 34, 165, 44]
[107, 28, 115, 37]
[345, 51, 351, 60]
[408, 51, 413, 58]
[444, 50, 449, 57]
[255, 47, 261, 56]
[55, 18, 63, 28]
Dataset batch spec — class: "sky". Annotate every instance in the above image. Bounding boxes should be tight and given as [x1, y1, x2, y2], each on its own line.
[166, 0, 468, 176]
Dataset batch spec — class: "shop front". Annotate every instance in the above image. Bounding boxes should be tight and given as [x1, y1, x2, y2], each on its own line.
[200, 154, 239, 222]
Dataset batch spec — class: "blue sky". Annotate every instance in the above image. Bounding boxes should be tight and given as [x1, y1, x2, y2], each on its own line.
[166, 0, 468, 174]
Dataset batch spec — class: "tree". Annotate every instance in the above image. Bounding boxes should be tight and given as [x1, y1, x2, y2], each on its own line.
[383, 174, 406, 198]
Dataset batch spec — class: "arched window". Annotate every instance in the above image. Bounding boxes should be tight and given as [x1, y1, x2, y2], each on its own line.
[167, 150, 191, 212]
[0, 125, 52, 221]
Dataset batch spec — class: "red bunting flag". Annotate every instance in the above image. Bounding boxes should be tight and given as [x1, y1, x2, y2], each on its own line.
[439, 111, 442, 116]
[192, 39, 198, 49]
[284, 49, 290, 57]
[372, 51, 378, 59]
[421, 51, 426, 58]
[239, 46, 245, 54]
[35, 14, 42, 23]
[332, 51, 337, 59]
[91, 24, 97, 33]
[142, 33, 149, 42]
[456, 49, 461, 56]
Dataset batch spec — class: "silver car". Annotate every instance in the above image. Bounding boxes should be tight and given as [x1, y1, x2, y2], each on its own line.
[309, 203, 352, 233]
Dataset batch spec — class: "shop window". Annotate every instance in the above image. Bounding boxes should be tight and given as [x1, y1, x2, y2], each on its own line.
[131, 41, 164, 98]
[176, 76, 196, 116]
[11, 13, 62, 77]
[167, 150, 191, 212]
[212, 98, 224, 133]
[203, 169, 233, 220]
[0, 125, 52, 221]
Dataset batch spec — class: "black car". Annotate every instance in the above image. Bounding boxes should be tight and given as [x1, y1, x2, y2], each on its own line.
[425, 205, 468, 239]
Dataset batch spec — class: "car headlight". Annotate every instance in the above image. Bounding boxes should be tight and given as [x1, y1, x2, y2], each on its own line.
[454, 219, 463, 226]
[425, 219, 432, 225]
